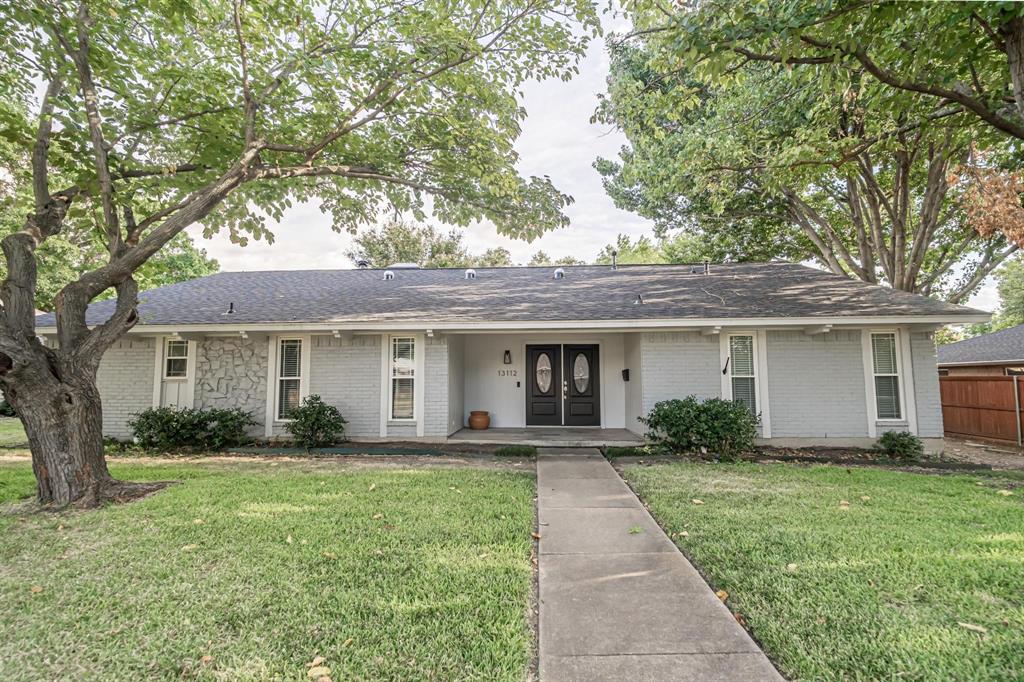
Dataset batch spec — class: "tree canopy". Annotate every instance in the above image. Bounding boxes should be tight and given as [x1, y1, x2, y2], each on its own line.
[596, 5, 1022, 301]
[635, 1, 1024, 142]
[0, 0, 599, 506]
[346, 220, 516, 269]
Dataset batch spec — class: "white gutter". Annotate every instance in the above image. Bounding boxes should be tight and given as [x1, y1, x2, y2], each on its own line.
[937, 359, 1024, 367]
[34, 313, 991, 336]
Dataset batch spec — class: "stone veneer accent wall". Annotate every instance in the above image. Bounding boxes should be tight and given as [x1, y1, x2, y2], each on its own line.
[194, 335, 268, 434]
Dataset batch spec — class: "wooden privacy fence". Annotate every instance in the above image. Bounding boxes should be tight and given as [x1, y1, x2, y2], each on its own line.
[939, 376, 1024, 445]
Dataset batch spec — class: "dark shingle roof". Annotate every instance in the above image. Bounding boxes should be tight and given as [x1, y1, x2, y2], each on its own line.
[937, 324, 1024, 365]
[34, 263, 986, 328]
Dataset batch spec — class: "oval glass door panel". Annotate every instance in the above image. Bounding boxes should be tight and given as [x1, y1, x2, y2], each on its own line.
[536, 353, 552, 393]
[573, 353, 589, 393]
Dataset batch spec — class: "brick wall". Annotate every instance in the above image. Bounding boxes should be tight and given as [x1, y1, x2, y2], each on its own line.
[641, 332, 720, 414]
[309, 335, 381, 437]
[766, 330, 869, 437]
[421, 335, 450, 437]
[96, 338, 156, 439]
[911, 331, 943, 438]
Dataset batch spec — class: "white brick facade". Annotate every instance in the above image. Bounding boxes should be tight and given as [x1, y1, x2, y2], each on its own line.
[96, 338, 156, 438]
[93, 326, 947, 447]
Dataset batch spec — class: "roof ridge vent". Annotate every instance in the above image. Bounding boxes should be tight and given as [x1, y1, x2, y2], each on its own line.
[464, 268, 477, 280]
[553, 267, 565, 280]
[383, 270, 395, 281]
[355, 259, 370, 269]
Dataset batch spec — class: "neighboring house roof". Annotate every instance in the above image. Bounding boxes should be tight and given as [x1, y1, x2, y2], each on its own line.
[34, 262, 988, 330]
[937, 324, 1024, 366]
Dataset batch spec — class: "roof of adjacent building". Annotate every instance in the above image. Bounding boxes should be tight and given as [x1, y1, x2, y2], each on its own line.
[937, 324, 1024, 366]
[34, 262, 987, 329]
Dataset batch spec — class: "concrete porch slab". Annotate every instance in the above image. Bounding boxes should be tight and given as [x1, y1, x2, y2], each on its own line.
[448, 427, 642, 448]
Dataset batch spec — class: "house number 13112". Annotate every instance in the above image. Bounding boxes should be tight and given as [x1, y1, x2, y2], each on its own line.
[498, 369, 518, 377]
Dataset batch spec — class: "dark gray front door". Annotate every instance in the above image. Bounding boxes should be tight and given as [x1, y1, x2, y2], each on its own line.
[525, 344, 600, 426]
[526, 345, 561, 426]
[564, 344, 600, 426]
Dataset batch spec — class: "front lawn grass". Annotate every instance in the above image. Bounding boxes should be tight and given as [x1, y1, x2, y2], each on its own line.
[622, 462, 1024, 681]
[0, 417, 27, 447]
[0, 460, 535, 681]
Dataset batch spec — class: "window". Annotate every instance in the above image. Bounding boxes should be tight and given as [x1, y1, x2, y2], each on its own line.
[871, 332, 902, 420]
[729, 335, 757, 415]
[164, 340, 189, 379]
[277, 339, 302, 420]
[390, 336, 415, 420]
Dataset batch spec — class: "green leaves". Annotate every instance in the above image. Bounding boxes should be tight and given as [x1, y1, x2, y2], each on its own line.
[3, 0, 600, 270]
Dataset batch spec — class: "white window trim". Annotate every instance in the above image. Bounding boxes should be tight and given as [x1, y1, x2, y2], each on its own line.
[861, 328, 917, 436]
[388, 335, 418, 423]
[379, 334, 426, 437]
[719, 331, 771, 438]
[163, 339, 190, 380]
[268, 335, 311, 427]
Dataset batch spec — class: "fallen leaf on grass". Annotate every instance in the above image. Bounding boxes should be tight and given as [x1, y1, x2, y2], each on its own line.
[368, 483, 376, 491]
[200, 655, 214, 664]
[29, 585, 43, 594]
[286, 535, 294, 544]
[716, 590, 728, 602]
[307, 656, 325, 668]
[531, 532, 541, 540]
[193, 518, 205, 525]
[860, 496, 870, 501]
[307, 666, 331, 679]
[997, 490, 1013, 496]
[372, 513, 383, 520]
[692, 499, 704, 505]
[322, 551, 337, 559]
[342, 637, 354, 648]
[957, 622, 987, 633]
[838, 500, 850, 509]
[734, 613, 748, 627]
[181, 544, 199, 551]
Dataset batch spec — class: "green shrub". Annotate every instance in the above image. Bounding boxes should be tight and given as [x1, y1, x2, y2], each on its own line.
[0, 400, 15, 417]
[129, 407, 256, 450]
[640, 396, 759, 461]
[494, 445, 536, 457]
[875, 430, 924, 461]
[284, 395, 347, 448]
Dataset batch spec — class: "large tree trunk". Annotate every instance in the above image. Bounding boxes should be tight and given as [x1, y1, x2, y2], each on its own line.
[5, 358, 111, 506]
[2, 346, 164, 508]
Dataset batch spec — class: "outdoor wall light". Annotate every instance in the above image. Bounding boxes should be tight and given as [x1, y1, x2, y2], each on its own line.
[503, 350, 512, 365]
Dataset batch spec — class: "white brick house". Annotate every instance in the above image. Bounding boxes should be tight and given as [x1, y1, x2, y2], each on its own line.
[35, 263, 988, 450]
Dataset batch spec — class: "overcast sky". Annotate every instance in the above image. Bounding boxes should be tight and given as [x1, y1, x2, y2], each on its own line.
[185, 20, 999, 312]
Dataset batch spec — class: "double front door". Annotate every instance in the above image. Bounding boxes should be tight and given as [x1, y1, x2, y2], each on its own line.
[525, 344, 600, 426]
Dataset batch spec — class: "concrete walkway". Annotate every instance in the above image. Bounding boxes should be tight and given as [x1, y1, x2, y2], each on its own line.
[536, 448, 783, 681]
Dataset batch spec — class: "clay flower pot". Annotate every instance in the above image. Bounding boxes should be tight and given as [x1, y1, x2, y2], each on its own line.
[468, 410, 491, 430]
